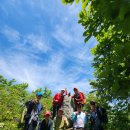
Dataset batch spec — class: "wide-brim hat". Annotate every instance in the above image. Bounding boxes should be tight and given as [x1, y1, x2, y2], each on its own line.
[61, 89, 65, 91]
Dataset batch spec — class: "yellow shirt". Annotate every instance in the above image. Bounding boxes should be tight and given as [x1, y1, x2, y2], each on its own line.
[53, 116, 69, 130]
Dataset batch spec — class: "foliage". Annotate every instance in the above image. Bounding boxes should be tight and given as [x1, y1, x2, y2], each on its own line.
[0, 74, 129, 129]
[0, 75, 52, 130]
[61, 0, 130, 129]
[0, 75, 28, 130]
[84, 92, 129, 130]
[62, 0, 130, 99]
[107, 100, 129, 130]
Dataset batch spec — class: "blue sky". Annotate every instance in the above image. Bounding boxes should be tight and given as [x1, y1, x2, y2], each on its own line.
[0, 0, 97, 94]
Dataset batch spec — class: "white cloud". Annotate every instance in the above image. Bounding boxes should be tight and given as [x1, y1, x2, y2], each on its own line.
[0, 50, 91, 94]
[52, 20, 97, 55]
[1, 26, 50, 53]
[1, 26, 20, 43]
[53, 26, 73, 48]
[0, 0, 96, 95]
[25, 0, 45, 10]
[52, 22, 84, 48]
[0, 24, 94, 94]
[0, 52, 63, 91]
[27, 34, 49, 52]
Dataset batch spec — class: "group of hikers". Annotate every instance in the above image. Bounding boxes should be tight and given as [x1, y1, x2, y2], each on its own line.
[23, 88, 108, 130]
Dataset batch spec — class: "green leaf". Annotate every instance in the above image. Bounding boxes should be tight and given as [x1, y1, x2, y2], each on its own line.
[76, 0, 80, 4]
[84, 35, 91, 42]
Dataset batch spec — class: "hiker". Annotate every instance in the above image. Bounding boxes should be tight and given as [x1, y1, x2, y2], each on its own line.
[72, 88, 84, 111]
[24, 92, 43, 130]
[39, 111, 53, 130]
[71, 103, 87, 130]
[89, 101, 108, 130]
[53, 108, 69, 130]
[52, 89, 66, 118]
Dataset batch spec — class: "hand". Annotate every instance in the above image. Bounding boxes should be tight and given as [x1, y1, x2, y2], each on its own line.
[75, 112, 78, 115]
[55, 100, 58, 102]
[74, 98, 77, 101]
[85, 111, 88, 115]
[64, 118, 67, 124]
[64, 119, 66, 124]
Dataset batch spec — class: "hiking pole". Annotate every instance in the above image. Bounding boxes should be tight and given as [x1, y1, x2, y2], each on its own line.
[35, 121, 40, 130]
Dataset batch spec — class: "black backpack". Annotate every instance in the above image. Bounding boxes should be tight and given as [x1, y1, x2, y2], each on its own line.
[97, 107, 108, 124]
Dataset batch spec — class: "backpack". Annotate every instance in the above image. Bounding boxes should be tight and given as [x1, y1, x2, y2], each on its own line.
[25, 100, 43, 115]
[80, 92, 86, 104]
[97, 107, 108, 124]
[100, 107, 108, 124]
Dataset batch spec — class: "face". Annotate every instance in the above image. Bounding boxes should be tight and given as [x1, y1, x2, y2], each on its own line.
[36, 96, 42, 101]
[90, 105, 95, 111]
[77, 107, 82, 112]
[58, 110, 63, 117]
[34, 98, 39, 104]
[45, 115, 50, 120]
[74, 89, 78, 94]
[61, 90, 65, 95]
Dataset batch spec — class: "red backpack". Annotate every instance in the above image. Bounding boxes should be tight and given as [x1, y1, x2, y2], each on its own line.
[80, 92, 86, 104]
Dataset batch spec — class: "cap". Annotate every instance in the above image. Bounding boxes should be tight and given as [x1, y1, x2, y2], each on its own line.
[61, 89, 65, 91]
[90, 101, 96, 105]
[44, 111, 51, 116]
[36, 92, 43, 97]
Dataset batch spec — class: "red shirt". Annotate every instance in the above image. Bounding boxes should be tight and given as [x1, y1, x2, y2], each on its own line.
[53, 93, 64, 107]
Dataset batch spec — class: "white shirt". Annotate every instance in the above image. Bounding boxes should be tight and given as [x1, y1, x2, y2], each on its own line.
[71, 112, 86, 128]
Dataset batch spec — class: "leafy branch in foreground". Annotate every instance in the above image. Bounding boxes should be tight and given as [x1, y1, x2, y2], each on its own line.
[61, 0, 130, 129]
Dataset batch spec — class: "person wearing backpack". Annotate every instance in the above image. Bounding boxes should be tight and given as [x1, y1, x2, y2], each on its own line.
[89, 101, 108, 130]
[72, 88, 85, 111]
[52, 89, 66, 119]
[24, 92, 43, 130]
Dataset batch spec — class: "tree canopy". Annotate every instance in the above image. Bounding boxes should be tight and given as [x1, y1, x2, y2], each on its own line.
[0, 75, 28, 130]
[62, 0, 130, 104]
[61, 0, 130, 129]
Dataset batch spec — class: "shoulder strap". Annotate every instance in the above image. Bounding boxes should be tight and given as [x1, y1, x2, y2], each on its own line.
[25, 100, 34, 109]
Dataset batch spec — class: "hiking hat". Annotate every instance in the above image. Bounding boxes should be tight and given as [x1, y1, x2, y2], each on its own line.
[61, 89, 65, 91]
[36, 92, 43, 97]
[90, 101, 96, 106]
[44, 111, 51, 116]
